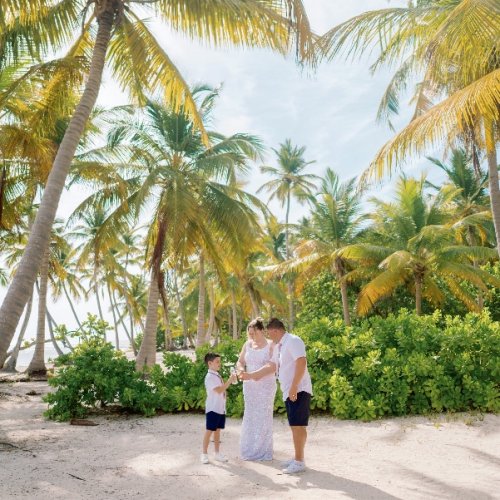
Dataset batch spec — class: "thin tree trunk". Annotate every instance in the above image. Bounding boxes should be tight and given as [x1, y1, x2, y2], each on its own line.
[206, 281, 215, 344]
[2, 290, 33, 372]
[136, 270, 160, 369]
[285, 189, 294, 329]
[0, 165, 6, 227]
[112, 289, 134, 349]
[415, 276, 423, 316]
[173, 273, 188, 348]
[196, 253, 206, 347]
[62, 281, 82, 329]
[35, 280, 64, 356]
[231, 289, 239, 340]
[485, 119, 500, 256]
[107, 283, 120, 349]
[0, 7, 116, 366]
[159, 274, 173, 351]
[27, 249, 49, 376]
[335, 258, 351, 326]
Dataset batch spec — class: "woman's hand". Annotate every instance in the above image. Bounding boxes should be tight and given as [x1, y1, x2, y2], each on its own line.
[239, 372, 253, 381]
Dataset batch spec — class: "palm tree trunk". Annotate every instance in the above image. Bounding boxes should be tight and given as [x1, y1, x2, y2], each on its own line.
[334, 259, 351, 326]
[248, 286, 260, 318]
[173, 273, 188, 348]
[159, 275, 173, 351]
[107, 283, 120, 350]
[46, 307, 64, 357]
[62, 282, 82, 329]
[111, 289, 134, 349]
[2, 289, 33, 372]
[94, 271, 104, 322]
[196, 253, 206, 347]
[136, 270, 160, 369]
[231, 288, 239, 340]
[415, 276, 423, 315]
[206, 281, 215, 344]
[485, 119, 500, 256]
[0, 7, 116, 366]
[285, 189, 295, 329]
[27, 249, 49, 376]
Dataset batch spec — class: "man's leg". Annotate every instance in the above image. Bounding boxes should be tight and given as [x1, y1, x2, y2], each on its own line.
[213, 428, 221, 453]
[202, 430, 213, 453]
[290, 425, 307, 462]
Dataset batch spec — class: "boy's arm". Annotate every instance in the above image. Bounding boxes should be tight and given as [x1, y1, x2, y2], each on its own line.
[213, 373, 237, 393]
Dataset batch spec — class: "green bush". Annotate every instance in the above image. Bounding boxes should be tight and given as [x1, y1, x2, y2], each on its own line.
[44, 319, 157, 421]
[45, 311, 499, 422]
[301, 309, 500, 420]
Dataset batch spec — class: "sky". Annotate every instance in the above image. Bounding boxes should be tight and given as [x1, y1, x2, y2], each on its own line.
[6, 0, 448, 362]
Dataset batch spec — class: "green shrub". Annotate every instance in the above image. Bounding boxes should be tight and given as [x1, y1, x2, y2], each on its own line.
[301, 309, 500, 420]
[44, 319, 157, 421]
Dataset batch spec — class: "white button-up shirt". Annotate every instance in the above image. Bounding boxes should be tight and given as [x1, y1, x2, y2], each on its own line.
[276, 333, 313, 401]
[204, 369, 226, 414]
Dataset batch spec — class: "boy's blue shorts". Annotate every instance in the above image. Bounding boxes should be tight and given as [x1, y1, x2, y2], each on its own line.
[206, 411, 226, 431]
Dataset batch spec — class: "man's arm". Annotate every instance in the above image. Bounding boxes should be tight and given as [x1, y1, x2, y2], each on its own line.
[288, 357, 307, 401]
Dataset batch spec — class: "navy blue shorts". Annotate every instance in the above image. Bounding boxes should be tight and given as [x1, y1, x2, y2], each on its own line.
[206, 411, 226, 431]
[285, 391, 311, 426]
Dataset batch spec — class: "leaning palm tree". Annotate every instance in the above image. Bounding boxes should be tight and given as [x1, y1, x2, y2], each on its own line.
[341, 176, 500, 316]
[258, 139, 318, 329]
[316, 0, 500, 253]
[0, 0, 315, 366]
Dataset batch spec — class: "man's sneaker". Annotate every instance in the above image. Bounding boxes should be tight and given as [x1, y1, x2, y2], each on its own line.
[282, 460, 306, 474]
[214, 452, 229, 462]
[281, 459, 295, 468]
[200, 453, 209, 464]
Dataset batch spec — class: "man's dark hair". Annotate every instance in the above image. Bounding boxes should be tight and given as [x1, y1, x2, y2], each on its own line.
[266, 318, 285, 330]
[204, 352, 220, 365]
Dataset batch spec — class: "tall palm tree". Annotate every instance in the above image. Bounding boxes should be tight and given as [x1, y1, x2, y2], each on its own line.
[0, 0, 315, 366]
[258, 139, 318, 329]
[76, 91, 264, 367]
[341, 176, 500, 315]
[316, 0, 500, 253]
[276, 168, 364, 325]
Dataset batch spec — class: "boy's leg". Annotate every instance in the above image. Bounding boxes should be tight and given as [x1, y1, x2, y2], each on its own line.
[213, 428, 221, 453]
[290, 426, 307, 462]
[203, 430, 213, 454]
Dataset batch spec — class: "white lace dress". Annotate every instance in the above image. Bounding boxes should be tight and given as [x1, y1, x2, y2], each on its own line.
[240, 341, 277, 461]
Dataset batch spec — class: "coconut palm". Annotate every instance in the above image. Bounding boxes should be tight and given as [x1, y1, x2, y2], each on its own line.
[258, 139, 319, 328]
[0, 0, 315, 366]
[74, 91, 264, 367]
[275, 168, 364, 325]
[316, 0, 500, 253]
[341, 176, 500, 315]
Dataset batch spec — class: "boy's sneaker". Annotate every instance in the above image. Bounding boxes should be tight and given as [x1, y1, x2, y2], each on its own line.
[214, 452, 228, 463]
[200, 453, 209, 464]
[282, 460, 306, 474]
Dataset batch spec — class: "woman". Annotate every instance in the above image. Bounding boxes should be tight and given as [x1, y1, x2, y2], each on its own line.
[236, 318, 277, 461]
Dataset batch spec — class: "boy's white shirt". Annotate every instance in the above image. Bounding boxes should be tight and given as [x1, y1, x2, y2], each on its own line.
[204, 369, 226, 414]
[275, 332, 313, 401]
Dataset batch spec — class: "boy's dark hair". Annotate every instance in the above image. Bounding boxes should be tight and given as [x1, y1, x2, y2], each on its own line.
[247, 317, 265, 331]
[266, 318, 285, 330]
[204, 352, 220, 365]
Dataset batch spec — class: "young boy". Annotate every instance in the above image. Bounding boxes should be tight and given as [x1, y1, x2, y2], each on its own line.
[201, 352, 236, 464]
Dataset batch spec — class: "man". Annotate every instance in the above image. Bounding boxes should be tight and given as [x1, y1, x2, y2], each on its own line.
[266, 317, 312, 474]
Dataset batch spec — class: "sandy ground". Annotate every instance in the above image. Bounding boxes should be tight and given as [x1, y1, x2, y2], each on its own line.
[0, 380, 499, 500]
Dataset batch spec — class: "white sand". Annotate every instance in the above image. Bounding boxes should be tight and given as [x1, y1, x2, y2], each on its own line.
[1, 380, 499, 500]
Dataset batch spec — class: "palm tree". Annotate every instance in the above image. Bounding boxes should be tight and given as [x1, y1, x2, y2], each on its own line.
[0, 0, 315, 366]
[316, 0, 500, 253]
[341, 176, 500, 315]
[76, 91, 264, 367]
[258, 139, 318, 329]
[276, 169, 364, 325]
